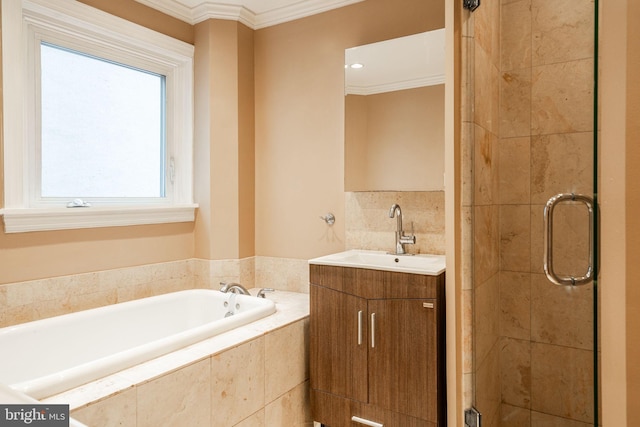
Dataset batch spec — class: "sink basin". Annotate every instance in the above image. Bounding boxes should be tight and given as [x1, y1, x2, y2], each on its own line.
[309, 250, 445, 275]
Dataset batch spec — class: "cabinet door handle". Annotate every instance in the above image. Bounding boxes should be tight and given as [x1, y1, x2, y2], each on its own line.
[370, 312, 376, 348]
[351, 416, 383, 427]
[357, 310, 363, 345]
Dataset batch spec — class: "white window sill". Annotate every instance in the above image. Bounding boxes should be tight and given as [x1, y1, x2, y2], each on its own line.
[1, 204, 198, 233]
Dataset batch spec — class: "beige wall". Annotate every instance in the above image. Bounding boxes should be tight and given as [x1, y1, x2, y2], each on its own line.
[78, 0, 194, 44]
[600, 0, 640, 424]
[253, 0, 445, 259]
[0, 0, 195, 285]
[626, 5, 640, 416]
[624, 0, 640, 412]
[193, 19, 255, 261]
[345, 85, 445, 191]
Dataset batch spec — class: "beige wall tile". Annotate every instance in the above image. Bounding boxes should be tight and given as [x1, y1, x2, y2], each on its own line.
[530, 132, 594, 204]
[264, 381, 312, 427]
[501, 0, 532, 71]
[474, 0, 500, 68]
[474, 45, 500, 135]
[500, 271, 531, 340]
[462, 289, 474, 373]
[137, 359, 211, 427]
[475, 273, 500, 367]
[209, 258, 243, 288]
[531, 343, 594, 423]
[254, 257, 310, 293]
[474, 125, 499, 205]
[239, 257, 256, 289]
[71, 388, 137, 427]
[499, 138, 531, 204]
[531, 410, 593, 427]
[529, 204, 545, 274]
[531, 273, 594, 350]
[344, 191, 445, 255]
[0, 260, 196, 327]
[234, 410, 265, 427]
[461, 122, 475, 207]
[461, 36, 475, 124]
[461, 207, 474, 291]
[531, 60, 594, 135]
[463, 372, 474, 409]
[547, 203, 592, 278]
[265, 319, 309, 403]
[501, 403, 531, 427]
[500, 69, 532, 139]
[475, 340, 501, 427]
[211, 337, 265, 427]
[500, 205, 531, 272]
[474, 205, 500, 285]
[500, 337, 531, 408]
[532, 0, 595, 66]
[474, 1, 597, 425]
[530, 202, 592, 280]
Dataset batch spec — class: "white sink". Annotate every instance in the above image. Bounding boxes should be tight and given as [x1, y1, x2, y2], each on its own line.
[309, 250, 445, 276]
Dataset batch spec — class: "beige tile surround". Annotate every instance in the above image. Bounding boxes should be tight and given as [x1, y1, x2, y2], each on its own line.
[42, 291, 311, 427]
[345, 191, 446, 255]
[0, 256, 313, 329]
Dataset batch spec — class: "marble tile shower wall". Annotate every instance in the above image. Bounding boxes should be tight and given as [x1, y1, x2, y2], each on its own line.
[462, 0, 596, 425]
[498, 0, 595, 426]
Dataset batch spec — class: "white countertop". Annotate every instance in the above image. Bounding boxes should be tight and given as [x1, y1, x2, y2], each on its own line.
[309, 249, 445, 275]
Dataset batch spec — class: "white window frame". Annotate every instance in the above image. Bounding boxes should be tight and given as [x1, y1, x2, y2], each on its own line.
[1, 0, 197, 233]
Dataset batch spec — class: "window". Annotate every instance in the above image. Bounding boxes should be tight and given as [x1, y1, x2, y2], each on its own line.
[40, 43, 167, 200]
[1, 0, 196, 232]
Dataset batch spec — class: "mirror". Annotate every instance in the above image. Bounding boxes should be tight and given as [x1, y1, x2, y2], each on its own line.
[344, 29, 445, 192]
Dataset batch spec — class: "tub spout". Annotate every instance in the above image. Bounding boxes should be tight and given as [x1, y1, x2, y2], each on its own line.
[219, 282, 251, 295]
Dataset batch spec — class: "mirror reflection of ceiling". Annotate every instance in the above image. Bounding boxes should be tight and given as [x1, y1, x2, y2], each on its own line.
[137, 0, 365, 28]
[345, 29, 445, 96]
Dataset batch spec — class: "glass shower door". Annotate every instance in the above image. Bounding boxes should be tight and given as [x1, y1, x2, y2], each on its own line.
[464, 0, 599, 425]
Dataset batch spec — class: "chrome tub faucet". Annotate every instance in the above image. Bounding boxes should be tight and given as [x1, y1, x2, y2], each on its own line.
[219, 282, 251, 295]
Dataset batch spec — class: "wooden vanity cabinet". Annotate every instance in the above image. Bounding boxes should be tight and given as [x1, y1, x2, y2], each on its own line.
[310, 265, 446, 427]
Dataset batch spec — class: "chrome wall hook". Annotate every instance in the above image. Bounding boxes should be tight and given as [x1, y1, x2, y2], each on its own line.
[319, 212, 335, 225]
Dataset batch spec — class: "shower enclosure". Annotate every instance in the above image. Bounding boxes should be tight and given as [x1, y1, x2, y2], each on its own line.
[462, 0, 599, 425]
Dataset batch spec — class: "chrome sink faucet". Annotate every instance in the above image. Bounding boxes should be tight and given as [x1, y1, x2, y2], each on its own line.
[388, 204, 416, 255]
[219, 282, 251, 295]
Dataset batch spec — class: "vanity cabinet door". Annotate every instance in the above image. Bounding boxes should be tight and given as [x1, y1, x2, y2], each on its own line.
[310, 284, 368, 402]
[368, 298, 439, 424]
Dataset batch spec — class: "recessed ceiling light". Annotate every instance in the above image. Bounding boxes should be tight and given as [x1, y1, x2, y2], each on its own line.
[349, 63, 364, 69]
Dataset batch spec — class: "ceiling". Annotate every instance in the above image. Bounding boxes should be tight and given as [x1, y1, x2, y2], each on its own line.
[345, 29, 445, 95]
[135, 0, 365, 29]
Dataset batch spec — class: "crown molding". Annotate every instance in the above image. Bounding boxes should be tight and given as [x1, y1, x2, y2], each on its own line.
[135, 0, 364, 29]
[346, 75, 446, 96]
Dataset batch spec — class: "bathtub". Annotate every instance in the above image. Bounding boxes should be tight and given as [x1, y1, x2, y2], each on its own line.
[0, 289, 276, 399]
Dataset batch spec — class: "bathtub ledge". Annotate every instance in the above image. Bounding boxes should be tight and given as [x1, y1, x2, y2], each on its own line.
[40, 289, 309, 410]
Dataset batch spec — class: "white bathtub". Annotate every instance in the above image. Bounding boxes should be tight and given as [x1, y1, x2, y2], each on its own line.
[0, 289, 276, 399]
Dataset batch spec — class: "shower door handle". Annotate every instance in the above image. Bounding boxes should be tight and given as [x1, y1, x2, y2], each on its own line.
[543, 193, 594, 286]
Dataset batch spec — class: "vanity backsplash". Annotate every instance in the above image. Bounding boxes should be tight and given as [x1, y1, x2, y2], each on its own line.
[345, 191, 445, 255]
